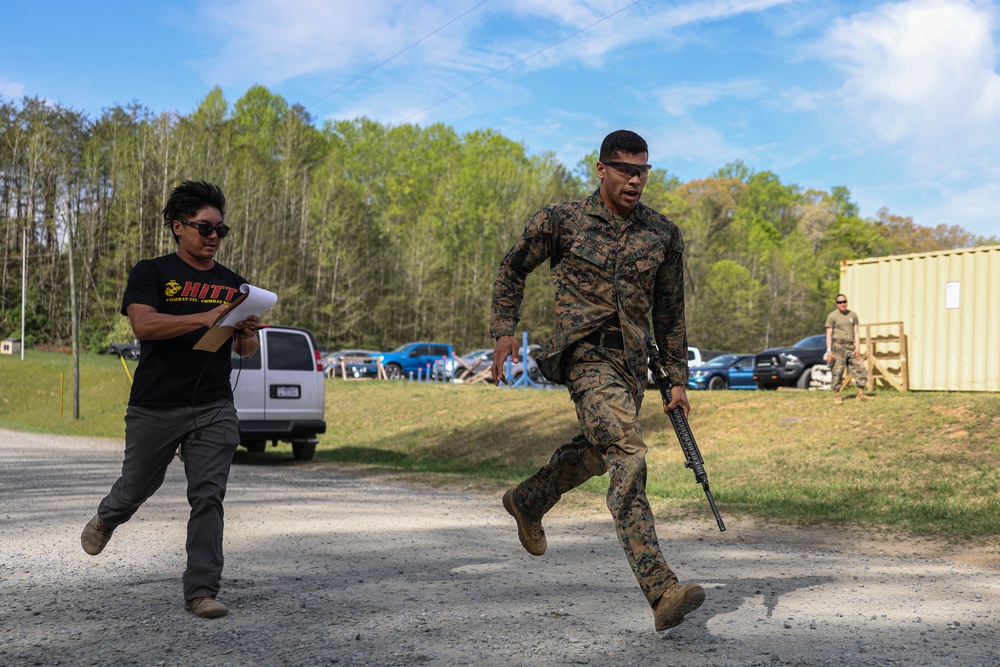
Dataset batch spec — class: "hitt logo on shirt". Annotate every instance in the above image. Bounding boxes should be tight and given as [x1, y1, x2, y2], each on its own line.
[165, 280, 241, 305]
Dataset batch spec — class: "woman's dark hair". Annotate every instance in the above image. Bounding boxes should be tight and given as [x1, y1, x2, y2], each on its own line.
[162, 181, 226, 242]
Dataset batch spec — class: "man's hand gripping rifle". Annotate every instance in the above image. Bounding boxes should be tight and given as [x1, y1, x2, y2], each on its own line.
[646, 339, 726, 532]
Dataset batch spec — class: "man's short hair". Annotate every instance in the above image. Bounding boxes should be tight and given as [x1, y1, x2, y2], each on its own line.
[162, 181, 226, 242]
[600, 130, 648, 161]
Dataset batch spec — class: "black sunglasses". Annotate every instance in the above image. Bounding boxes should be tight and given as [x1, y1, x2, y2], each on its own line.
[177, 219, 230, 239]
[601, 161, 653, 179]
[836, 300, 847, 304]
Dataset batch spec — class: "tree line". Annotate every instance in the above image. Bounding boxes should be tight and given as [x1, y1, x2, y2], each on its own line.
[1, 87, 995, 356]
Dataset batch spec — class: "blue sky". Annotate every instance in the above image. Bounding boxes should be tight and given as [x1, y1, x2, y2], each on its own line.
[2, 0, 998, 238]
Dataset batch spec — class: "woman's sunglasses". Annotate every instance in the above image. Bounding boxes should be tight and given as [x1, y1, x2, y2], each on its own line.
[177, 219, 230, 238]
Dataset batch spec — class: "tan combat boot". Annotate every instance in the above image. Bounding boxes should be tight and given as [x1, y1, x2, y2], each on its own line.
[857, 388, 873, 401]
[653, 582, 706, 631]
[184, 597, 229, 618]
[502, 489, 546, 556]
[833, 392, 843, 406]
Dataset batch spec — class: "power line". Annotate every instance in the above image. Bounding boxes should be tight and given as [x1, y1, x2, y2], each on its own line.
[305, 0, 492, 111]
[397, 0, 644, 124]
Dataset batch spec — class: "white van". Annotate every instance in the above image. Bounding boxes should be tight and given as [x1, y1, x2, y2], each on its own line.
[230, 325, 326, 460]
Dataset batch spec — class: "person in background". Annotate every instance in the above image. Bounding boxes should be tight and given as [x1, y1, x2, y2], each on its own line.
[825, 293, 871, 405]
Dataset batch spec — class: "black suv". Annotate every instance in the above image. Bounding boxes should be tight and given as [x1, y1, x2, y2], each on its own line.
[753, 334, 827, 390]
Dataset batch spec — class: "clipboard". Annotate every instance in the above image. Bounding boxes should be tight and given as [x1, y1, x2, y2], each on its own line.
[193, 283, 277, 352]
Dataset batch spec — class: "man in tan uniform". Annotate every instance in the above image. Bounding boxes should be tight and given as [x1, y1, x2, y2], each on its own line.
[825, 294, 871, 405]
[489, 130, 705, 632]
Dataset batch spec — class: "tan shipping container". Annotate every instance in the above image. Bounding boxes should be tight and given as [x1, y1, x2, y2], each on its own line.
[839, 244, 1000, 392]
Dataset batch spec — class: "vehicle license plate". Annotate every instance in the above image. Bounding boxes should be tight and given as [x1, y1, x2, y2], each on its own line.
[272, 385, 301, 399]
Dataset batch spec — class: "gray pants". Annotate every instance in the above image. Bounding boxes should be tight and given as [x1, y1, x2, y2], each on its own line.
[97, 400, 239, 601]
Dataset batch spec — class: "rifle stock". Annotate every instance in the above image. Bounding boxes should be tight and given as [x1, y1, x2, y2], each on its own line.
[647, 340, 726, 532]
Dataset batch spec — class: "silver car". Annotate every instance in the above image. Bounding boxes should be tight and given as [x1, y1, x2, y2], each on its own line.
[433, 345, 551, 384]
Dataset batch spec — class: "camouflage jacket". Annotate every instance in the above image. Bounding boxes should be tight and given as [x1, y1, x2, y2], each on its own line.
[490, 190, 688, 385]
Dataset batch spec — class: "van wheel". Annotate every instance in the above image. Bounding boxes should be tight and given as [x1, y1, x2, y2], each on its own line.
[385, 363, 403, 380]
[243, 440, 266, 453]
[708, 376, 727, 390]
[292, 442, 316, 461]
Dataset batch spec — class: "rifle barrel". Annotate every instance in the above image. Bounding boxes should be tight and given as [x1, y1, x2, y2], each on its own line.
[647, 341, 726, 532]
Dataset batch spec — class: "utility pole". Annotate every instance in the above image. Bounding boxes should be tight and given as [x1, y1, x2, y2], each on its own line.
[21, 225, 26, 360]
[64, 208, 80, 419]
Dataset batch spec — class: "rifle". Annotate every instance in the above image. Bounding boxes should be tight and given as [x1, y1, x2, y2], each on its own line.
[646, 339, 726, 532]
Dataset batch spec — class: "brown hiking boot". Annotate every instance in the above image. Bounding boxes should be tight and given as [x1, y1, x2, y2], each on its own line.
[184, 597, 229, 619]
[653, 583, 706, 631]
[81, 514, 115, 555]
[502, 489, 546, 556]
[833, 393, 843, 406]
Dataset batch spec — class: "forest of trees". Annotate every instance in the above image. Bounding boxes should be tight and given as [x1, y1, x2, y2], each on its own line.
[1, 87, 996, 356]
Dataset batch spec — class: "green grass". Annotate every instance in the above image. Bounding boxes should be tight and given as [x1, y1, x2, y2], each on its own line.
[0, 350, 133, 436]
[3, 350, 999, 541]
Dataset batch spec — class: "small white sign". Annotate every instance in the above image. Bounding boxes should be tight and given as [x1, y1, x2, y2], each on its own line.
[945, 281, 960, 309]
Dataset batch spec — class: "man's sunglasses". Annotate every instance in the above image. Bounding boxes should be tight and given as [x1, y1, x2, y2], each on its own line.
[836, 300, 847, 304]
[177, 219, 230, 239]
[601, 161, 653, 179]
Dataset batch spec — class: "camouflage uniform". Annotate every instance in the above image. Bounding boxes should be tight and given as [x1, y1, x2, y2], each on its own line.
[825, 307, 868, 396]
[830, 339, 868, 392]
[490, 190, 687, 606]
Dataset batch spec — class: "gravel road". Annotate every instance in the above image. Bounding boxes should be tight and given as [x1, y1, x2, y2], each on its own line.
[1, 429, 998, 667]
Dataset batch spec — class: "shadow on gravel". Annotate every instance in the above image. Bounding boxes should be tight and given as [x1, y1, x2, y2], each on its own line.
[231, 450, 304, 466]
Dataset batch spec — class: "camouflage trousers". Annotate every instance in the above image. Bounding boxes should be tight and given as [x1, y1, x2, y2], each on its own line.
[830, 340, 868, 392]
[510, 343, 677, 606]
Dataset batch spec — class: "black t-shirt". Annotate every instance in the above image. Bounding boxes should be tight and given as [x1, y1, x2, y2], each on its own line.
[121, 253, 248, 407]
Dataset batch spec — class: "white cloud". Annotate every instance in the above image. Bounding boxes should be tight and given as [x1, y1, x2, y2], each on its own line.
[918, 181, 1000, 237]
[650, 119, 746, 169]
[201, 0, 798, 91]
[822, 0, 1000, 152]
[853, 177, 1000, 238]
[505, 0, 617, 26]
[0, 77, 26, 99]
[815, 0, 1000, 233]
[200, 0, 488, 86]
[508, 0, 797, 70]
[655, 80, 762, 116]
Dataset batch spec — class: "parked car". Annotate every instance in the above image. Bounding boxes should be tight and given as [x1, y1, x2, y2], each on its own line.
[687, 354, 756, 390]
[648, 345, 716, 386]
[433, 348, 492, 381]
[376, 342, 454, 380]
[108, 338, 141, 360]
[324, 348, 380, 378]
[753, 334, 828, 390]
[505, 344, 548, 384]
[688, 346, 731, 366]
[231, 325, 327, 460]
